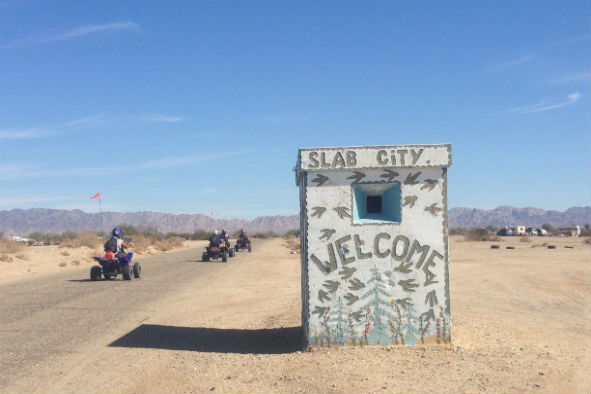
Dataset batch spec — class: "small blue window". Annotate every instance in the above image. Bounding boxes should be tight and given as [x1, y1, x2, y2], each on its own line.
[353, 183, 401, 224]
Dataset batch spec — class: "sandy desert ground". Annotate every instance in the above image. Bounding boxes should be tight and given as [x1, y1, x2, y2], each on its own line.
[0, 235, 589, 393]
[0, 240, 204, 282]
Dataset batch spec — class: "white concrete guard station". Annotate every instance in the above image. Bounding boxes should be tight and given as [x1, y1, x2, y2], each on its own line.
[295, 144, 452, 347]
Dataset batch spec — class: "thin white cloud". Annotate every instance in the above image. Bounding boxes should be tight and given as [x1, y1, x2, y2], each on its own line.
[1, 22, 141, 49]
[134, 114, 185, 123]
[489, 55, 534, 71]
[490, 36, 589, 73]
[51, 23, 141, 40]
[138, 151, 247, 170]
[510, 92, 582, 114]
[0, 193, 80, 209]
[0, 150, 249, 180]
[66, 113, 185, 128]
[0, 127, 55, 139]
[0, 113, 184, 139]
[544, 35, 590, 49]
[60, 114, 110, 129]
[545, 72, 591, 86]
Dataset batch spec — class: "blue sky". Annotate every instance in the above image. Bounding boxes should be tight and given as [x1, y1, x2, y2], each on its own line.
[0, 1, 589, 219]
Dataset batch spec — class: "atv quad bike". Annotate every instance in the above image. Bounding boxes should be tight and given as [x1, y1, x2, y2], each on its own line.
[222, 238, 236, 258]
[235, 236, 252, 253]
[90, 252, 141, 281]
[202, 240, 235, 262]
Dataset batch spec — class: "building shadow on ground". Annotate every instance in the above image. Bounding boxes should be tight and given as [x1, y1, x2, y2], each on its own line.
[109, 324, 302, 354]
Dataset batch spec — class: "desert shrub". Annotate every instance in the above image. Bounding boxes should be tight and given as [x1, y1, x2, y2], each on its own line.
[130, 233, 185, 254]
[170, 236, 184, 247]
[284, 229, 300, 238]
[580, 228, 591, 237]
[191, 230, 213, 240]
[284, 235, 301, 252]
[154, 236, 184, 251]
[115, 224, 139, 237]
[139, 227, 162, 240]
[176, 233, 193, 240]
[0, 240, 26, 254]
[71, 260, 80, 266]
[61, 230, 78, 240]
[15, 253, 29, 260]
[49, 233, 64, 243]
[60, 251, 70, 256]
[464, 228, 500, 242]
[59, 238, 81, 248]
[0, 254, 13, 262]
[58, 262, 67, 267]
[542, 224, 558, 236]
[520, 236, 530, 242]
[114, 224, 162, 240]
[29, 231, 74, 244]
[29, 232, 47, 243]
[449, 228, 468, 236]
[253, 231, 279, 239]
[112, 225, 191, 253]
[165, 232, 194, 240]
[130, 234, 152, 254]
[485, 225, 498, 234]
[77, 229, 100, 248]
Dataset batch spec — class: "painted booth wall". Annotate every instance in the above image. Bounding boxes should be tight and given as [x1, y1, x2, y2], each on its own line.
[297, 145, 452, 347]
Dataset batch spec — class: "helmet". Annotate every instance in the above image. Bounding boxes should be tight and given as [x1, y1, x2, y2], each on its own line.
[112, 227, 123, 238]
[221, 229, 226, 236]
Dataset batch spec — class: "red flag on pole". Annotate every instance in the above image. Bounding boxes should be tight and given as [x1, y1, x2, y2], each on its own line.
[90, 192, 100, 200]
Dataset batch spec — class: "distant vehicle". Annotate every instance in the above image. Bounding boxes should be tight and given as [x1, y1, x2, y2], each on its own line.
[558, 225, 581, 237]
[90, 252, 141, 280]
[235, 235, 252, 253]
[497, 228, 514, 236]
[526, 227, 548, 236]
[10, 236, 32, 244]
[513, 226, 526, 236]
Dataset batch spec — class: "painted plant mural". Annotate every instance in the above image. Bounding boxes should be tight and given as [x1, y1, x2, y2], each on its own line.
[297, 145, 452, 347]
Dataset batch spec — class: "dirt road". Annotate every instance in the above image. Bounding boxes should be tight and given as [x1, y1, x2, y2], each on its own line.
[0, 237, 589, 393]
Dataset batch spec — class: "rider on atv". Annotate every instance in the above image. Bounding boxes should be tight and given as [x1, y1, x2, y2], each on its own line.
[221, 229, 230, 246]
[105, 227, 130, 263]
[235, 228, 251, 252]
[209, 230, 222, 247]
[92, 228, 139, 281]
[239, 229, 248, 242]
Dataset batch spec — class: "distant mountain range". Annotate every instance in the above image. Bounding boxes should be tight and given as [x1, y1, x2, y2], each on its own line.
[0, 208, 299, 236]
[0, 206, 588, 236]
[448, 206, 590, 228]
